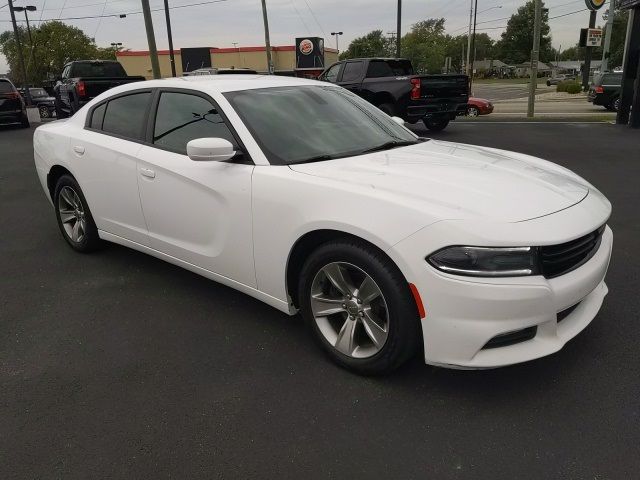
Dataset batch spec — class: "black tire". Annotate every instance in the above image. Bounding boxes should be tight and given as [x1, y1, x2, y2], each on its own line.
[546, 80, 551, 87]
[377, 103, 395, 116]
[20, 113, 30, 128]
[53, 174, 102, 253]
[54, 98, 68, 119]
[423, 117, 450, 132]
[467, 106, 480, 117]
[613, 97, 620, 112]
[298, 240, 421, 375]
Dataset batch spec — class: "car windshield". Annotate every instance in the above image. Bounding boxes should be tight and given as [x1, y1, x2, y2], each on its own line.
[224, 86, 418, 165]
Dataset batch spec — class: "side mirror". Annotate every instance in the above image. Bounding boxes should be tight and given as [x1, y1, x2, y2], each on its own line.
[391, 116, 405, 126]
[186, 137, 236, 162]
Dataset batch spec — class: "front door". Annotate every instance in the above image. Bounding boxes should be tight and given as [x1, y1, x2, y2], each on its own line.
[135, 89, 255, 287]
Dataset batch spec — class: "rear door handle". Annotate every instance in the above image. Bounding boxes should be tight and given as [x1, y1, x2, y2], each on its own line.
[140, 168, 156, 179]
[73, 145, 85, 155]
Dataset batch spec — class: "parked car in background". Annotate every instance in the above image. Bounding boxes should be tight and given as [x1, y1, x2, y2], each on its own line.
[0, 78, 29, 128]
[588, 72, 623, 111]
[20, 88, 56, 118]
[34, 75, 612, 374]
[185, 67, 258, 76]
[319, 58, 469, 131]
[546, 74, 577, 86]
[53, 60, 145, 118]
[466, 97, 493, 116]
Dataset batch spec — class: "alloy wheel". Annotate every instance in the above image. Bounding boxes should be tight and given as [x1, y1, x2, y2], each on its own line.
[467, 107, 479, 117]
[39, 106, 50, 118]
[310, 262, 389, 359]
[58, 186, 87, 243]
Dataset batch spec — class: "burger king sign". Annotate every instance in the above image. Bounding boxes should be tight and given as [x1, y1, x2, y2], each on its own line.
[299, 38, 314, 55]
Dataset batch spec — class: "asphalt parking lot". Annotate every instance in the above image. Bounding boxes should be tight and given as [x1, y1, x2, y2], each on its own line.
[2, 121, 639, 479]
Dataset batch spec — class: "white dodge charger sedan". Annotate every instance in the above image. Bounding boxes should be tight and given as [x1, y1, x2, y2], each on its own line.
[33, 75, 612, 374]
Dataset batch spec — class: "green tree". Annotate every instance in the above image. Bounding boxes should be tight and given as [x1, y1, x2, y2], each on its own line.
[495, 0, 553, 64]
[401, 19, 447, 73]
[339, 30, 393, 60]
[445, 33, 495, 72]
[0, 21, 115, 86]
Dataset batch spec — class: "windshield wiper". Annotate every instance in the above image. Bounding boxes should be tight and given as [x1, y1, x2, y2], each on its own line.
[359, 140, 418, 154]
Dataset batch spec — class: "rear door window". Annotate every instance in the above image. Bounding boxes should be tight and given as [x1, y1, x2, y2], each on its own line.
[340, 61, 364, 82]
[366, 60, 413, 78]
[102, 92, 151, 140]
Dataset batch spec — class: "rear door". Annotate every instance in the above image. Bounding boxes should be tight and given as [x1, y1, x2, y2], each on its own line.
[135, 89, 256, 287]
[337, 60, 365, 94]
[72, 90, 152, 245]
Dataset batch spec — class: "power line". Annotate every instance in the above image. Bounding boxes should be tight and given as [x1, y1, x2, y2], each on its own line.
[0, 0, 229, 22]
[301, 0, 326, 37]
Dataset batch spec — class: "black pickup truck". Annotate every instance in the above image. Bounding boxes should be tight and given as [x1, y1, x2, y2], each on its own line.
[319, 58, 469, 131]
[54, 60, 145, 118]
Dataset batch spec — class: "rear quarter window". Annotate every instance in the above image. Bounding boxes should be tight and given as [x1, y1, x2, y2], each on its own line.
[101, 92, 151, 140]
[0, 81, 15, 93]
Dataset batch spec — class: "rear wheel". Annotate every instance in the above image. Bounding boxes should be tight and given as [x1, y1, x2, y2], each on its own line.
[423, 117, 450, 132]
[298, 240, 420, 375]
[20, 113, 30, 128]
[54, 98, 68, 119]
[54, 175, 102, 252]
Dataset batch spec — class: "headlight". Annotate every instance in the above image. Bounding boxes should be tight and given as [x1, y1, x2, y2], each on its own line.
[427, 246, 539, 277]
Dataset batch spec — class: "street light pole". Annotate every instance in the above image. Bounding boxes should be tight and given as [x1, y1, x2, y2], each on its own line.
[7, 0, 32, 106]
[260, 0, 274, 74]
[331, 32, 343, 53]
[466, 0, 473, 75]
[163, 0, 177, 77]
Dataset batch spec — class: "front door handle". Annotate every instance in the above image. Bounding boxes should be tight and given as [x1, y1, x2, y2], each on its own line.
[140, 168, 156, 179]
[73, 145, 85, 155]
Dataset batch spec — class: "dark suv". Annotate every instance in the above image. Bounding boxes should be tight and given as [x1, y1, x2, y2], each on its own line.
[0, 78, 29, 128]
[588, 72, 622, 111]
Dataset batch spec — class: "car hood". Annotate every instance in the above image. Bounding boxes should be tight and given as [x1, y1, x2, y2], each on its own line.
[289, 140, 590, 222]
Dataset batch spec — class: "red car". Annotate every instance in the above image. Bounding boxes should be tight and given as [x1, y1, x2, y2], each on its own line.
[466, 97, 493, 116]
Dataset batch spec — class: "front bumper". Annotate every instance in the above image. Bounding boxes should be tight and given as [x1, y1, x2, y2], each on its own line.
[390, 197, 612, 369]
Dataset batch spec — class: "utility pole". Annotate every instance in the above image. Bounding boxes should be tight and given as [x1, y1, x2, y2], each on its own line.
[261, 0, 274, 74]
[163, 0, 177, 77]
[396, 0, 402, 57]
[7, 0, 32, 106]
[466, 0, 473, 75]
[600, 0, 615, 72]
[527, 0, 542, 117]
[581, 10, 597, 90]
[141, 0, 161, 78]
[469, 0, 478, 92]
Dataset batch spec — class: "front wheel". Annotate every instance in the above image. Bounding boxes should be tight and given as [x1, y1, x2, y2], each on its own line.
[298, 240, 421, 375]
[467, 106, 480, 117]
[423, 117, 450, 132]
[54, 175, 102, 252]
[39, 105, 50, 118]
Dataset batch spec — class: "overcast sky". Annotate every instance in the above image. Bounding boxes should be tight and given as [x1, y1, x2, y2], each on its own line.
[0, 0, 612, 74]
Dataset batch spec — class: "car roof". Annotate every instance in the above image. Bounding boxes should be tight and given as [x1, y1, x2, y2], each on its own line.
[108, 74, 325, 95]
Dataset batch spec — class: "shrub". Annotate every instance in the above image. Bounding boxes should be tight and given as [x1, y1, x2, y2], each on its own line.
[565, 82, 582, 94]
